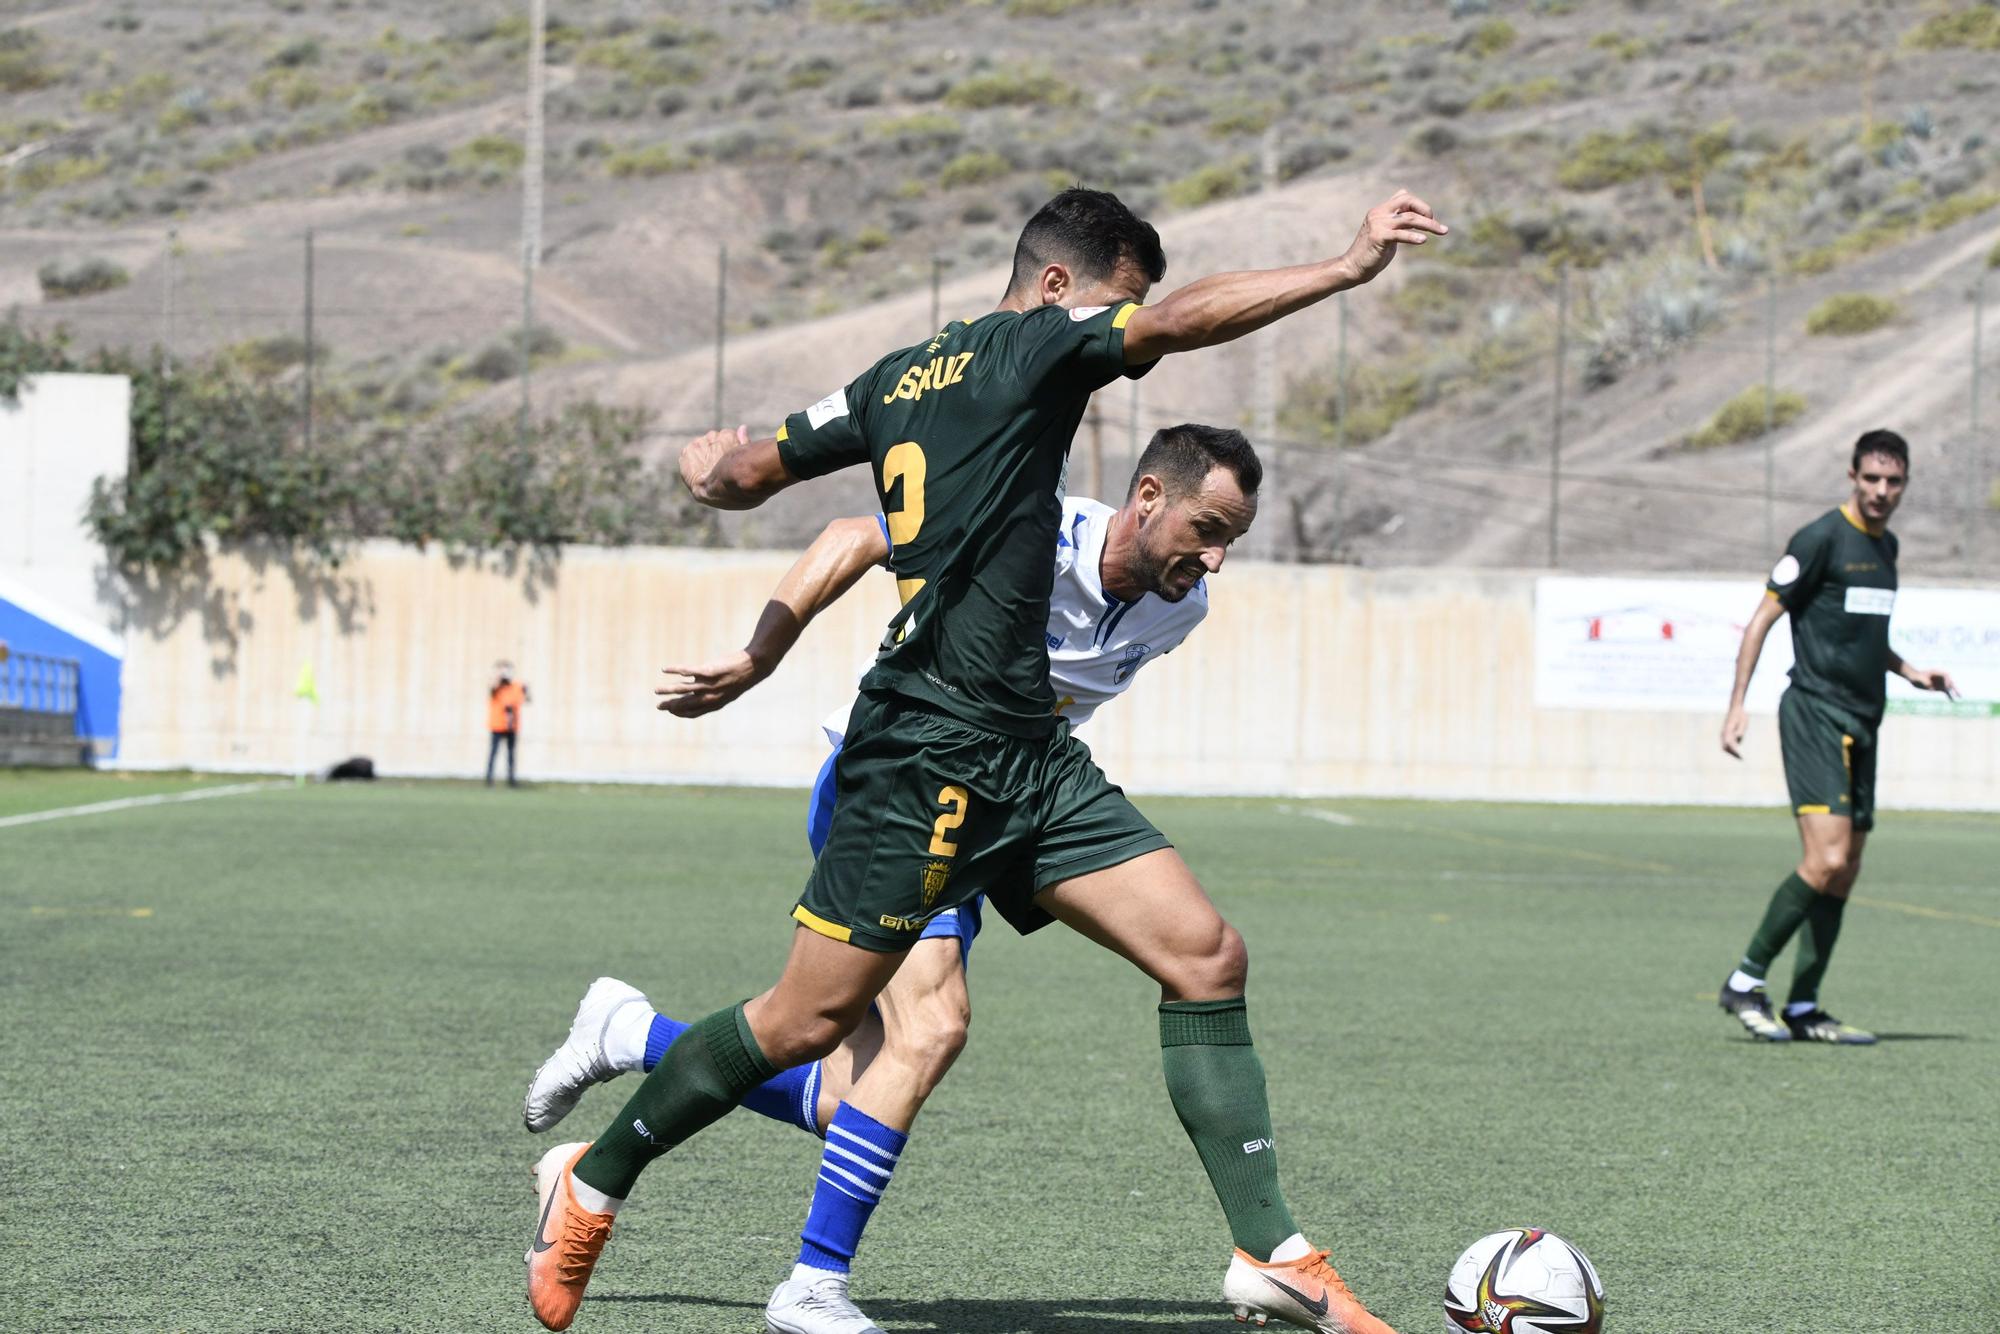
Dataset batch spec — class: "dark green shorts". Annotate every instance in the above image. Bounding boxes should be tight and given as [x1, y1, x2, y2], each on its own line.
[794, 691, 1171, 952]
[1778, 687, 1877, 832]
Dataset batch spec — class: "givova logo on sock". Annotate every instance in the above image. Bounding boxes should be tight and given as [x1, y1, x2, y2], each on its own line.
[633, 1117, 663, 1145]
[1242, 1137, 1275, 1155]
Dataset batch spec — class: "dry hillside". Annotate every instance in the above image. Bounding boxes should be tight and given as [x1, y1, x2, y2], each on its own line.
[4, 0, 1999, 573]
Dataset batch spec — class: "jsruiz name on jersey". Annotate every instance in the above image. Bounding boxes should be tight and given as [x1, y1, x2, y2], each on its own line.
[882, 352, 975, 405]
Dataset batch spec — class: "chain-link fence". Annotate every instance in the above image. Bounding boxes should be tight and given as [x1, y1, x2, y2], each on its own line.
[12, 216, 1998, 577]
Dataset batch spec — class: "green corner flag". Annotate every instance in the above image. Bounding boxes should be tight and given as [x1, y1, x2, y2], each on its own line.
[294, 660, 319, 706]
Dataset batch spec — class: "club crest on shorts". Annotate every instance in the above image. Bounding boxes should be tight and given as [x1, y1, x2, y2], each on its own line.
[921, 858, 953, 909]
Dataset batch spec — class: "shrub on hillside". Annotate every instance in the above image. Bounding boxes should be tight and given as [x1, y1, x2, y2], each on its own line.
[1165, 159, 1249, 209]
[1804, 294, 1899, 336]
[1686, 386, 1806, 450]
[938, 149, 1011, 189]
[1464, 19, 1516, 57]
[1904, 5, 2000, 50]
[38, 258, 130, 301]
[0, 28, 59, 93]
[945, 69, 1078, 110]
[1558, 127, 1671, 190]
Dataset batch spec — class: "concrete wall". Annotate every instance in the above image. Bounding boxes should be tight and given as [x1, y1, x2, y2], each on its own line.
[113, 542, 2000, 811]
[0, 373, 130, 626]
[0, 373, 130, 754]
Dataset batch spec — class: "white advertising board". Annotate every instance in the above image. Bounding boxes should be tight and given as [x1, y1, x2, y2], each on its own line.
[1535, 577, 2000, 717]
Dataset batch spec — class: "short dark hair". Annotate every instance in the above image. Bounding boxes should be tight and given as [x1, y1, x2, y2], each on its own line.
[1127, 424, 1262, 501]
[1008, 187, 1166, 296]
[1852, 428, 1909, 473]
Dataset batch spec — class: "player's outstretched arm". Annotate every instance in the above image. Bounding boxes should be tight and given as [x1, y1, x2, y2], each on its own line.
[1721, 594, 1786, 757]
[657, 515, 891, 717]
[1121, 189, 1447, 363]
[1885, 648, 1959, 700]
[679, 424, 797, 510]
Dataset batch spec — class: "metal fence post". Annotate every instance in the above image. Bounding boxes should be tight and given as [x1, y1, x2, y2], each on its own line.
[1764, 272, 1777, 554]
[1971, 267, 1985, 573]
[1549, 264, 1567, 568]
[713, 244, 727, 429]
[1333, 292, 1349, 556]
[302, 228, 315, 452]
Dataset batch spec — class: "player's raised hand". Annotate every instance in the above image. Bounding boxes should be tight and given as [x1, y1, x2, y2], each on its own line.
[1720, 703, 1749, 759]
[677, 424, 751, 499]
[1342, 188, 1448, 285]
[657, 650, 764, 717]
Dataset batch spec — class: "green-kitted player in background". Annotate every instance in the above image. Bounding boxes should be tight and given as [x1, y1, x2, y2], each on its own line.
[1716, 429, 1958, 1044]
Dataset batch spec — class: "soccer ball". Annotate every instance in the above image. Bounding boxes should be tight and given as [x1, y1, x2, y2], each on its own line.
[1442, 1228, 1604, 1333]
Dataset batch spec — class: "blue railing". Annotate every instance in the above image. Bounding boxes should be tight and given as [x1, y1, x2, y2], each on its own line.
[0, 646, 81, 715]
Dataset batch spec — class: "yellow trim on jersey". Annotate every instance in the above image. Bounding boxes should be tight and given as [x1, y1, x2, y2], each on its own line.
[1112, 302, 1140, 330]
[792, 904, 853, 943]
[1797, 804, 1832, 815]
[1837, 503, 1884, 537]
[1765, 588, 1782, 601]
[776, 423, 789, 443]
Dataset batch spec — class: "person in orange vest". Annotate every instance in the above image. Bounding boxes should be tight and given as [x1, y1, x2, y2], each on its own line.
[486, 661, 529, 788]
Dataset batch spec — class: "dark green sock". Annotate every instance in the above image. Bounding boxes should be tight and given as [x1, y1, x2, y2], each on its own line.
[573, 1003, 777, 1200]
[1159, 998, 1299, 1261]
[1787, 891, 1847, 1008]
[1741, 872, 1817, 976]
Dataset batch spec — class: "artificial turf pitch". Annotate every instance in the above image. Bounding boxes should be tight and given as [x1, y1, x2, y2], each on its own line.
[4, 775, 1996, 1332]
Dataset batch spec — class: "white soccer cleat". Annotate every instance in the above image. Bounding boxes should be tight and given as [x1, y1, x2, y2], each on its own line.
[765, 1269, 887, 1334]
[523, 976, 648, 1133]
[1222, 1248, 1401, 1334]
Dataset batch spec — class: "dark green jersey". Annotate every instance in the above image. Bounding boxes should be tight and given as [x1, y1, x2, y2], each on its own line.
[777, 301, 1152, 737]
[1766, 505, 1899, 720]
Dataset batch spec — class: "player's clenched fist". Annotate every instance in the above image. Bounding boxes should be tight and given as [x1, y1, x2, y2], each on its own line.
[1341, 188, 1449, 285]
[678, 424, 751, 498]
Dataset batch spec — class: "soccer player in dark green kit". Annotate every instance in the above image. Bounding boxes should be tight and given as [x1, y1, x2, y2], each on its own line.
[524, 186, 1448, 1334]
[1716, 430, 1958, 1044]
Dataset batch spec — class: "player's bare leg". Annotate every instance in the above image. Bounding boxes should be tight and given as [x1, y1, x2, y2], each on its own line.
[528, 928, 905, 1331]
[767, 937, 971, 1334]
[1037, 849, 1399, 1334]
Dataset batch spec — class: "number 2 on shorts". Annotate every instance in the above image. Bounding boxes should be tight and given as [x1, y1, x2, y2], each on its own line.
[929, 784, 968, 857]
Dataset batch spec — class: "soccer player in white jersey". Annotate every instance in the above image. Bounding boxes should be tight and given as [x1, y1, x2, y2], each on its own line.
[526, 423, 1259, 1334]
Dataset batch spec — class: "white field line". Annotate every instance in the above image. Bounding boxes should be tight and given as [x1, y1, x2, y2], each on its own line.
[1276, 803, 1360, 827]
[0, 781, 286, 830]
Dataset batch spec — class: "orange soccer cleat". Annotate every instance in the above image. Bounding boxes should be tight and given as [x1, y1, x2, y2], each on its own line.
[1222, 1247, 1402, 1334]
[525, 1142, 616, 1331]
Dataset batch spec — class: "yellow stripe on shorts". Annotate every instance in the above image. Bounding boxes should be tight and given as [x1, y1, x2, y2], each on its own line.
[792, 904, 853, 943]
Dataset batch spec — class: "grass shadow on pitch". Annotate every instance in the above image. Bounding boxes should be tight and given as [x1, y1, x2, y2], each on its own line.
[596, 1291, 1226, 1330]
[1870, 1032, 1973, 1042]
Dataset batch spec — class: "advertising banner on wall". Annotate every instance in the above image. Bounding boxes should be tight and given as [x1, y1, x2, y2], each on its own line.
[1534, 577, 2000, 717]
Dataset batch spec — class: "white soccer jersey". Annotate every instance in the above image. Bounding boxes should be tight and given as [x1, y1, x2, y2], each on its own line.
[822, 496, 1207, 743]
[1042, 495, 1207, 728]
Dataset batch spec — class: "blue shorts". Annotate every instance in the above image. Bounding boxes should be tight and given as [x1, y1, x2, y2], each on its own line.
[807, 740, 981, 965]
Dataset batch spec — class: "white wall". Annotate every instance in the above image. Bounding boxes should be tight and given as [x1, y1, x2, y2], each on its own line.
[112, 542, 2000, 811]
[0, 372, 130, 634]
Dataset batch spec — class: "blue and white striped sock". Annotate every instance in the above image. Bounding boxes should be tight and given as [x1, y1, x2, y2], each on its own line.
[797, 1102, 908, 1274]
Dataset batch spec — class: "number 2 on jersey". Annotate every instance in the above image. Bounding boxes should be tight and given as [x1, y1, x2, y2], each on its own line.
[881, 441, 928, 607]
[929, 784, 968, 857]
